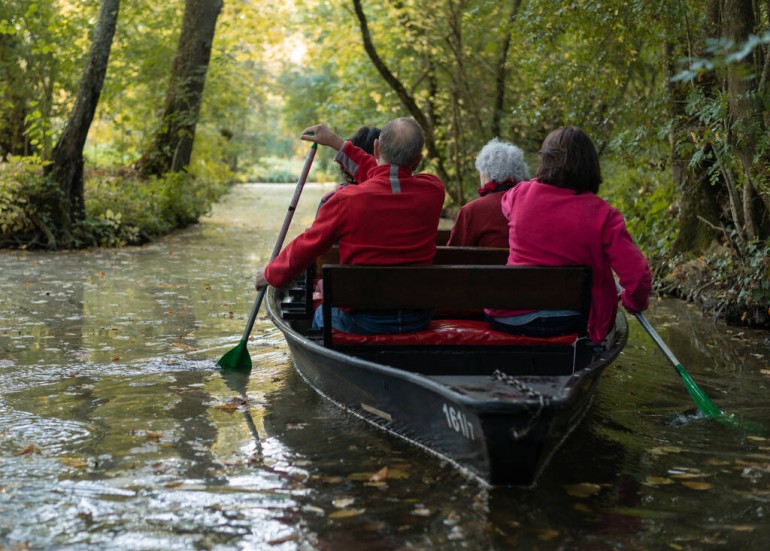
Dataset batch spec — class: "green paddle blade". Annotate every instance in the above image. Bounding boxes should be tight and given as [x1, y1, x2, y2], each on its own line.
[676, 363, 768, 435]
[217, 339, 252, 371]
[675, 363, 723, 419]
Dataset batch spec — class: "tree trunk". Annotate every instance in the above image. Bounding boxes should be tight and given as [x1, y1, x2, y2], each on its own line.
[136, 0, 223, 178]
[351, 0, 452, 198]
[670, 2, 725, 254]
[723, 0, 770, 238]
[490, 0, 522, 138]
[43, 0, 120, 247]
[0, 32, 33, 157]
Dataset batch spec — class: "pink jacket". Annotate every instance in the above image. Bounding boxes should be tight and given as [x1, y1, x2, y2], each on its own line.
[487, 179, 652, 343]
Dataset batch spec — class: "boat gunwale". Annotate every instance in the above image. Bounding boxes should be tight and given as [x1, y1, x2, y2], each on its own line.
[266, 287, 628, 412]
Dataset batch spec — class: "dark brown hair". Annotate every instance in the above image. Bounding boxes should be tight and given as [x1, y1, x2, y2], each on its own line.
[535, 126, 601, 194]
[342, 126, 381, 184]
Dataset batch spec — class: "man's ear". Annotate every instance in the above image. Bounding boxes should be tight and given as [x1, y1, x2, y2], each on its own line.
[373, 139, 380, 160]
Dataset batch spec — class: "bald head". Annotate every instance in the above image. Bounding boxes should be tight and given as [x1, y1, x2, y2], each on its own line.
[377, 117, 424, 168]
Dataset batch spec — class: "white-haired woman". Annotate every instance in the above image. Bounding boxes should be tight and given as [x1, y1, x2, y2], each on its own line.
[447, 138, 530, 247]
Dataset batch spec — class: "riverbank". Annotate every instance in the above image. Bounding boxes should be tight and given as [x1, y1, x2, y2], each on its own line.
[656, 244, 770, 331]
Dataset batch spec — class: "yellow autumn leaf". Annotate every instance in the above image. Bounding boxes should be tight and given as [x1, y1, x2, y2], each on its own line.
[681, 481, 713, 490]
[370, 467, 388, 482]
[59, 457, 88, 468]
[565, 483, 601, 498]
[328, 508, 365, 519]
[538, 529, 560, 541]
[670, 472, 706, 479]
[214, 402, 239, 412]
[645, 476, 674, 486]
[728, 525, 756, 532]
[650, 445, 682, 455]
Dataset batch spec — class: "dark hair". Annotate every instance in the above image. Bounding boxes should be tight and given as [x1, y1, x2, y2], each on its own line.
[378, 117, 424, 167]
[342, 126, 381, 184]
[535, 126, 601, 194]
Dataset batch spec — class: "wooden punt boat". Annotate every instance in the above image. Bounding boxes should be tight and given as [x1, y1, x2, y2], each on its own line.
[265, 248, 628, 486]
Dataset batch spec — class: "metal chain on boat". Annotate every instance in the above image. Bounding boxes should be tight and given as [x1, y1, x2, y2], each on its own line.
[492, 369, 550, 440]
[492, 369, 545, 400]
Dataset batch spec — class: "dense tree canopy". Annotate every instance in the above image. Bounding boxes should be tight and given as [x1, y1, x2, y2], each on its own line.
[0, 0, 768, 322]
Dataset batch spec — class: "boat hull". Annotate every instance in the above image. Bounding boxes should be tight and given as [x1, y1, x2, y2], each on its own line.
[267, 288, 628, 486]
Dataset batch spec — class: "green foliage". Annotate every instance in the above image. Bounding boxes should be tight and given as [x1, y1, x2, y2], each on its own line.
[0, 155, 59, 246]
[83, 170, 227, 246]
[603, 161, 679, 260]
[249, 155, 335, 184]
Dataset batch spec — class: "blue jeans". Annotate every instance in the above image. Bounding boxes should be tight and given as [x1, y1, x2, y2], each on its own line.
[313, 307, 432, 335]
[489, 310, 580, 338]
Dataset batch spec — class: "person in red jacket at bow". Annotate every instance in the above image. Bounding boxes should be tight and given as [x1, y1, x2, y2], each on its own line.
[254, 118, 446, 334]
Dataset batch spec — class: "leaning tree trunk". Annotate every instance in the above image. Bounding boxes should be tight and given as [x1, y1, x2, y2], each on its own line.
[351, 0, 452, 198]
[136, 0, 223, 178]
[43, 0, 120, 248]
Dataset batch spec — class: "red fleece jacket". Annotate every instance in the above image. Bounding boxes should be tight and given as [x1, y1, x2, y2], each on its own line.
[487, 179, 652, 343]
[265, 141, 446, 288]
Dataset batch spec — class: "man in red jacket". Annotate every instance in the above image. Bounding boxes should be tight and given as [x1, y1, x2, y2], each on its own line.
[254, 118, 446, 334]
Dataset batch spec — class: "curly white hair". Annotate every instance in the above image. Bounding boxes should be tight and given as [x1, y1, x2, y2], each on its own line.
[474, 138, 530, 183]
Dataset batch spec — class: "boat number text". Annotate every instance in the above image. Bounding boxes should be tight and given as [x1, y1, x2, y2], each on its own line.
[442, 404, 475, 441]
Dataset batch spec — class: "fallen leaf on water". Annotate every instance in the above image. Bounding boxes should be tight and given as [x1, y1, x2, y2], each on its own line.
[203, 283, 212, 291]
[318, 476, 345, 484]
[214, 402, 239, 412]
[164, 481, 183, 488]
[538, 529, 560, 541]
[267, 534, 298, 545]
[111, 355, 121, 362]
[333, 497, 356, 508]
[681, 481, 713, 490]
[370, 466, 388, 482]
[650, 445, 682, 455]
[17, 444, 40, 456]
[670, 471, 707, 479]
[145, 431, 164, 440]
[328, 508, 365, 519]
[386, 468, 410, 480]
[645, 476, 674, 486]
[728, 525, 756, 532]
[59, 457, 88, 468]
[565, 483, 601, 498]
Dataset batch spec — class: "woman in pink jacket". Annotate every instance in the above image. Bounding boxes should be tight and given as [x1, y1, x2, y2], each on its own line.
[487, 126, 652, 344]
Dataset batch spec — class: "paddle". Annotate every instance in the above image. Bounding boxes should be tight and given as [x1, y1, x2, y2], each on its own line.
[630, 309, 767, 435]
[217, 141, 317, 371]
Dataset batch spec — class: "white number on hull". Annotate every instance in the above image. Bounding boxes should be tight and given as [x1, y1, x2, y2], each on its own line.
[442, 404, 475, 441]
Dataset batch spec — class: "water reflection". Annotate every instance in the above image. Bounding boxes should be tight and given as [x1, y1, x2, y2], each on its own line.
[1, 183, 769, 549]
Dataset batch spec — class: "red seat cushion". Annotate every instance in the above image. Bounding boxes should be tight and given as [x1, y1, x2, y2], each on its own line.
[331, 319, 577, 346]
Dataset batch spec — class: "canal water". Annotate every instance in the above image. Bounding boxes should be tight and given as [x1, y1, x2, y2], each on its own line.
[1, 183, 769, 550]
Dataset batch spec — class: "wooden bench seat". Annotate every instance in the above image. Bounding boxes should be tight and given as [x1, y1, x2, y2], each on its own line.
[321, 264, 592, 351]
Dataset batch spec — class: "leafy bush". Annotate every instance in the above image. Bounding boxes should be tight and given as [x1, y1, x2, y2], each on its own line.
[0, 156, 60, 248]
[84, 169, 228, 244]
[0, 155, 227, 249]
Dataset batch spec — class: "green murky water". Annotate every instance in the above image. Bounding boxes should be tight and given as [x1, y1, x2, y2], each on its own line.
[2, 184, 770, 550]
